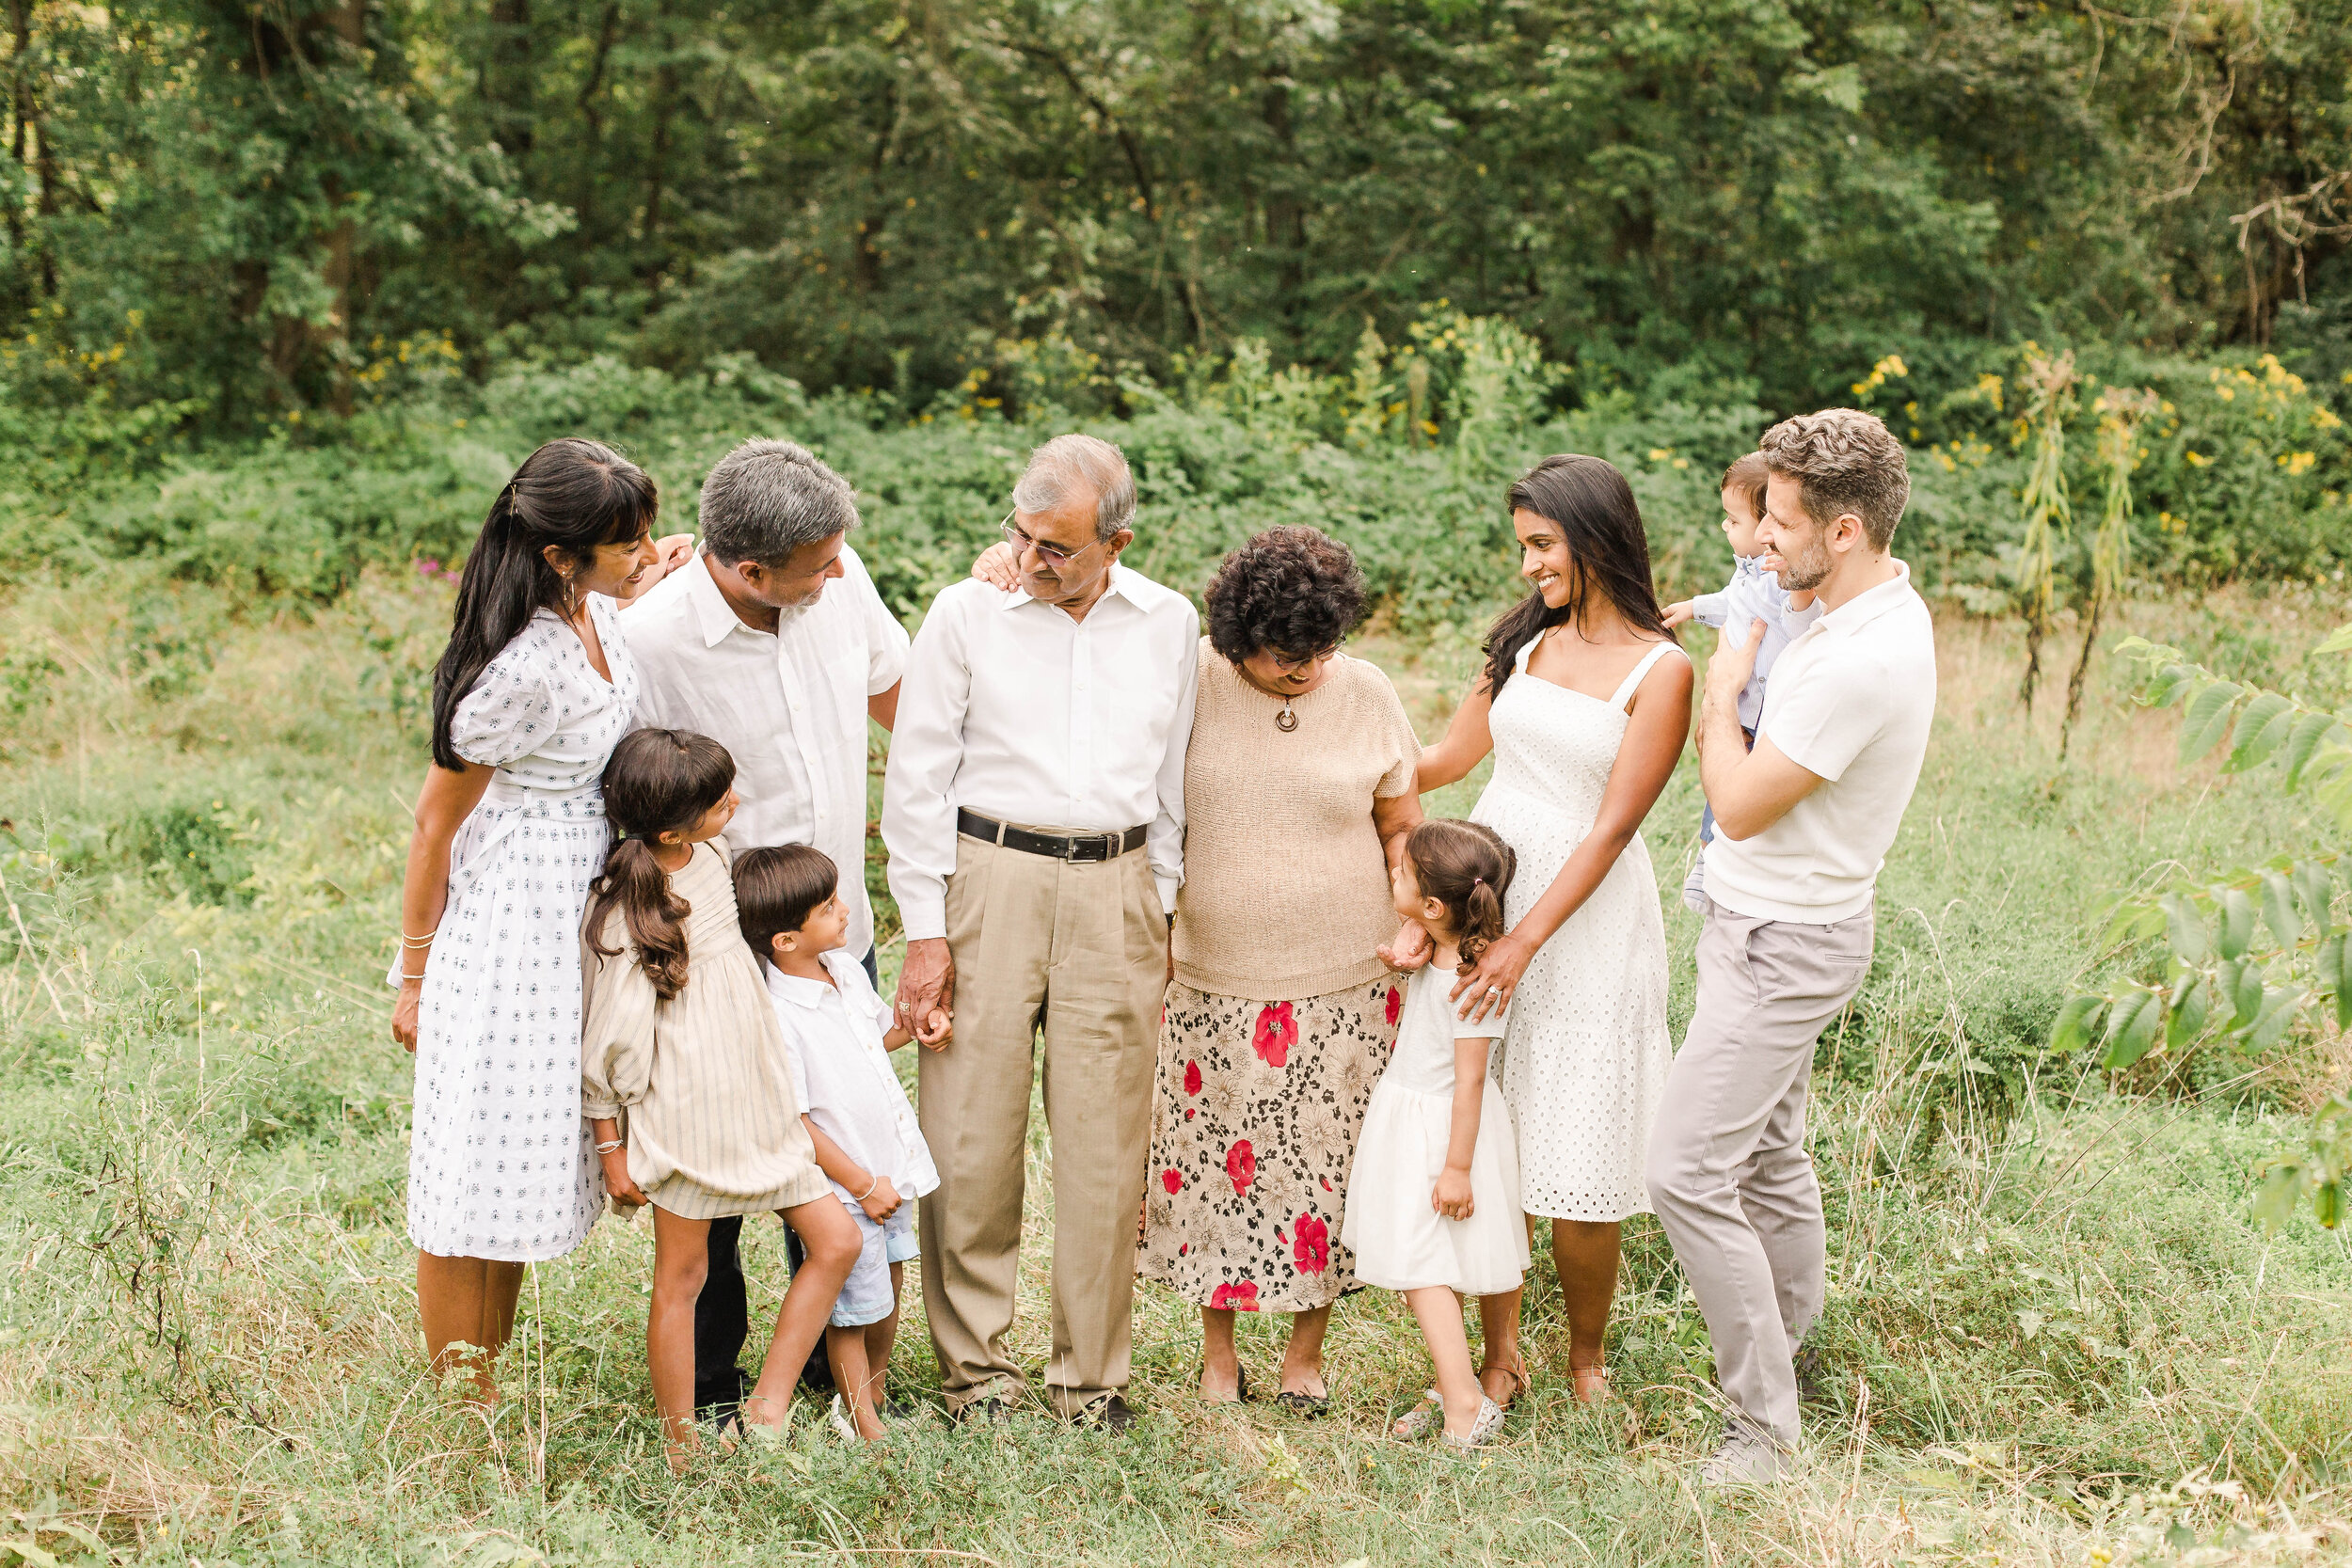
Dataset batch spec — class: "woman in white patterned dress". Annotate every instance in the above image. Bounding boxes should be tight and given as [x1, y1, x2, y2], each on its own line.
[1407, 454, 1692, 1410]
[389, 437, 663, 1398]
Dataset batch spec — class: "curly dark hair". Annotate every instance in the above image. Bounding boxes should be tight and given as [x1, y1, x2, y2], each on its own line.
[1203, 525, 1370, 664]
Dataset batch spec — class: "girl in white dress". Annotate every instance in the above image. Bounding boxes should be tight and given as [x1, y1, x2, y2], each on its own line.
[390, 438, 662, 1400]
[1343, 820, 1529, 1451]
[1410, 454, 1693, 1410]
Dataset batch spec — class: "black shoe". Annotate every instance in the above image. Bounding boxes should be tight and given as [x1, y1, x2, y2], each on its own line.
[1273, 1388, 1329, 1418]
[956, 1395, 1016, 1426]
[1071, 1394, 1138, 1433]
[1200, 1362, 1248, 1405]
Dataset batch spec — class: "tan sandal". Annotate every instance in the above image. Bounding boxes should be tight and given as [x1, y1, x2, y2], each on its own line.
[1479, 1358, 1531, 1411]
[1569, 1364, 1611, 1405]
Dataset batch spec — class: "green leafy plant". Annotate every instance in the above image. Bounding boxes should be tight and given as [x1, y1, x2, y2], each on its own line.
[2013, 346, 2077, 712]
[2051, 626, 2352, 1227]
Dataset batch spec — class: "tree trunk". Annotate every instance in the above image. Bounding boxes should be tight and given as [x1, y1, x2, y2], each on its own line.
[320, 0, 365, 415]
[484, 0, 532, 158]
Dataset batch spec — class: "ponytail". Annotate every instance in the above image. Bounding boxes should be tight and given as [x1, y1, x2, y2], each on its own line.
[585, 729, 738, 1001]
[429, 438, 659, 770]
[1402, 819, 1518, 967]
[590, 837, 695, 1001]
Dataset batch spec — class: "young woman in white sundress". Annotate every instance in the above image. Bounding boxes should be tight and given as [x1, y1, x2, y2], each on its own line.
[1405, 453, 1692, 1411]
[389, 437, 665, 1400]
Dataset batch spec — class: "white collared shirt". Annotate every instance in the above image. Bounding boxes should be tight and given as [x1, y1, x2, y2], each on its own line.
[1704, 559, 1937, 924]
[764, 950, 939, 1205]
[620, 548, 909, 961]
[881, 563, 1200, 942]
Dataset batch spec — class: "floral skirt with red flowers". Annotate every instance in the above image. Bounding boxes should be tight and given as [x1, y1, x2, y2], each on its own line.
[1137, 977, 1402, 1313]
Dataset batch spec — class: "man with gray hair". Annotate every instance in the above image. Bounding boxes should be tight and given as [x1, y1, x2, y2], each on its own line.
[882, 432, 1199, 1430]
[623, 436, 912, 1425]
[1646, 408, 1936, 1485]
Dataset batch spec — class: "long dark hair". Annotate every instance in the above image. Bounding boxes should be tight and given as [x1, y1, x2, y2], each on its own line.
[1481, 454, 1670, 701]
[429, 438, 659, 769]
[1404, 819, 1517, 968]
[586, 730, 737, 1001]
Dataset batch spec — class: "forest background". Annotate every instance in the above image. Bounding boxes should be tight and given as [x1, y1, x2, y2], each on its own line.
[1, 2, 2351, 1565]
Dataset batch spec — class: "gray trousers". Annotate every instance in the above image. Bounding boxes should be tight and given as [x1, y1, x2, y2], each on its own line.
[1646, 897, 1874, 1449]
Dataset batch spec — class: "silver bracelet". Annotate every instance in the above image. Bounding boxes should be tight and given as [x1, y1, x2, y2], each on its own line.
[855, 1174, 882, 1202]
[595, 1139, 624, 1155]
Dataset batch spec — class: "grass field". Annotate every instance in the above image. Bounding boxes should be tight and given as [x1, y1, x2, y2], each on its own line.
[0, 562, 2346, 1566]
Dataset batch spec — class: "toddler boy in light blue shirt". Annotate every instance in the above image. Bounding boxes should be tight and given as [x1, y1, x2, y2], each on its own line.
[1665, 451, 1820, 911]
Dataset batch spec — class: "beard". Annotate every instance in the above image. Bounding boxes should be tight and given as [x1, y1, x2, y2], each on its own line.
[1771, 526, 1834, 592]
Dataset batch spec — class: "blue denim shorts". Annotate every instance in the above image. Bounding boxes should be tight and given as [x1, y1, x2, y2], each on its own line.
[831, 1196, 918, 1328]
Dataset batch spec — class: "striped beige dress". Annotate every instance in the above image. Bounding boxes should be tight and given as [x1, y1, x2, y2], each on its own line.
[580, 842, 829, 1218]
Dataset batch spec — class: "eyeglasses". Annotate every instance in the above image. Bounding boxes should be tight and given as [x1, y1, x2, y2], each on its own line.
[1000, 512, 1100, 571]
[1268, 641, 1342, 675]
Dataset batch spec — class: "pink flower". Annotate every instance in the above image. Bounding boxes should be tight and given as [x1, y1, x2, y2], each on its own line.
[1184, 1059, 1203, 1096]
[1210, 1280, 1260, 1312]
[1226, 1140, 1255, 1196]
[1294, 1213, 1329, 1274]
[1252, 1003, 1297, 1069]
[1162, 1168, 1183, 1195]
[1385, 986, 1403, 1026]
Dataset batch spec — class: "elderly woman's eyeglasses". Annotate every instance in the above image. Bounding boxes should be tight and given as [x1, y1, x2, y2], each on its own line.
[1268, 641, 1342, 675]
[1000, 511, 1100, 570]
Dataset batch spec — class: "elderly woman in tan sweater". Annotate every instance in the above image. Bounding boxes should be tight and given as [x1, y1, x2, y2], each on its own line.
[973, 524, 1421, 1409]
[1138, 527, 1423, 1409]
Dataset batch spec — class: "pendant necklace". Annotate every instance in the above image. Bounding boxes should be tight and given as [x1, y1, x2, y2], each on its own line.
[1276, 695, 1298, 733]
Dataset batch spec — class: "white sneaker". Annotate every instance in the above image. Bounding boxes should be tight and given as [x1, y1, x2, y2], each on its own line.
[1698, 1422, 1788, 1487]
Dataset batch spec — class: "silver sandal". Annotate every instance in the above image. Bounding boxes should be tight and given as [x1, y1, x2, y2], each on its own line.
[1390, 1387, 1444, 1441]
[1438, 1394, 1505, 1452]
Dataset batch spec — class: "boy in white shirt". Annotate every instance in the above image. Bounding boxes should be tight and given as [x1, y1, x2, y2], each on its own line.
[737, 845, 946, 1443]
[1664, 451, 1820, 911]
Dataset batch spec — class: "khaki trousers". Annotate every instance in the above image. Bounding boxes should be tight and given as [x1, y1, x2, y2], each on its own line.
[1645, 897, 1875, 1449]
[917, 828, 1167, 1418]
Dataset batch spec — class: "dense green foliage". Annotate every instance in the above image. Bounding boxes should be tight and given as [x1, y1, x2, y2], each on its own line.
[9, 0, 2352, 429]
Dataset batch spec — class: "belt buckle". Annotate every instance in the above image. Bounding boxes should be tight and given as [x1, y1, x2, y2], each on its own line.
[1065, 832, 1112, 863]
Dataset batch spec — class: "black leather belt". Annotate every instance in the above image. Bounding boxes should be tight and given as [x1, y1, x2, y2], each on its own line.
[957, 808, 1147, 863]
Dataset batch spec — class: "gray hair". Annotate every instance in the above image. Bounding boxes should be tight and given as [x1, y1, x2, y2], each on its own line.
[1012, 433, 1136, 541]
[698, 438, 860, 565]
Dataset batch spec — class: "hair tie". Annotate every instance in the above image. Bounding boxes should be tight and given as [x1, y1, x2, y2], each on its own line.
[1472, 877, 1486, 887]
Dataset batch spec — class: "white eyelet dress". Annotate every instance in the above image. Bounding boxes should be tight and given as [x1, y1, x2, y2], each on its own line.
[405, 597, 638, 1261]
[1470, 635, 1684, 1221]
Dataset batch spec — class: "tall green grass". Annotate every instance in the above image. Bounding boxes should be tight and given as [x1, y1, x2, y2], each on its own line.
[0, 565, 2345, 1565]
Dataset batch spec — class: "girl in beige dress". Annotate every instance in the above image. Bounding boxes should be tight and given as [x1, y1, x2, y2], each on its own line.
[580, 728, 862, 1467]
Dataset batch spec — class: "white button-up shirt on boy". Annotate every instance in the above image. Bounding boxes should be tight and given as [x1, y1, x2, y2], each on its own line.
[765, 950, 939, 1206]
[623, 547, 909, 960]
[881, 562, 1200, 942]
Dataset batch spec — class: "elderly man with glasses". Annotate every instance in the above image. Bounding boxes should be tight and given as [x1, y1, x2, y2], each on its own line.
[882, 433, 1199, 1431]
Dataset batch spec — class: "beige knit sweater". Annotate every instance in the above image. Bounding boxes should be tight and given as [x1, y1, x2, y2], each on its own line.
[1173, 644, 1422, 1002]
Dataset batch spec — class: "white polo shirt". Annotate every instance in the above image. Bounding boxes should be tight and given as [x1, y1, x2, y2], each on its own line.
[1703, 560, 1937, 925]
[621, 546, 909, 960]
